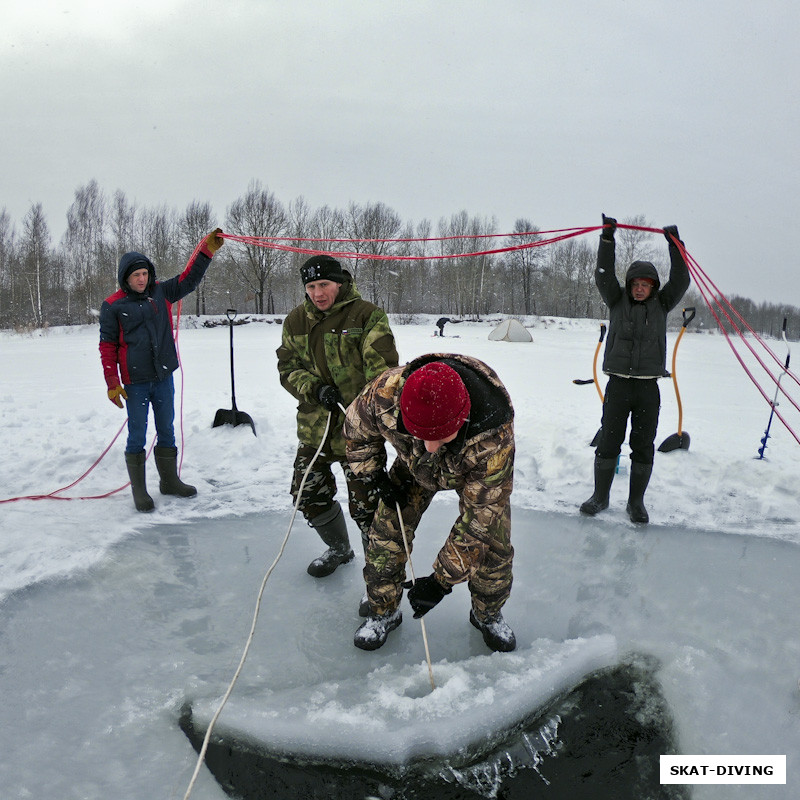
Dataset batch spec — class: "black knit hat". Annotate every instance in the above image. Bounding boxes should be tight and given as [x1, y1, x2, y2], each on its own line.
[300, 255, 346, 285]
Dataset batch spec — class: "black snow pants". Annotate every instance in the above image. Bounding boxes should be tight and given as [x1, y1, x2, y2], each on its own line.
[595, 375, 660, 465]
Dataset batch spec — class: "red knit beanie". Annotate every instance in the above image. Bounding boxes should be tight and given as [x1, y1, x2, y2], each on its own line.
[400, 362, 471, 441]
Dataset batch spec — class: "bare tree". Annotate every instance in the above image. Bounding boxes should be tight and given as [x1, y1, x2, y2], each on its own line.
[225, 180, 289, 313]
[63, 180, 110, 321]
[179, 200, 216, 315]
[505, 218, 543, 315]
[339, 201, 402, 306]
[109, 190, 137, 262]
[0, 210, 16, 327]
[21, 204, 51, 327]
[136, 204, 180, 272]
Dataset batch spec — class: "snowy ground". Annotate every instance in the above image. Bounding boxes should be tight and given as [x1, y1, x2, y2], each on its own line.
[1, 315, 798, 798]
[1, 314, 797, 597]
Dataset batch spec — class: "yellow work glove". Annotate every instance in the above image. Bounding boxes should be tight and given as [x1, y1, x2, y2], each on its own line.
[108, 385, 128, 408]
[204, 228, 224, 254]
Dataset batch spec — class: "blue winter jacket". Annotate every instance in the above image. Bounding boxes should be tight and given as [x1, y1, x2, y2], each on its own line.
[99, 247, 212, 388]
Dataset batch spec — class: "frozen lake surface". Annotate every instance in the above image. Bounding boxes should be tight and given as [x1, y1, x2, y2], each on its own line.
[1, 500, 797, 799]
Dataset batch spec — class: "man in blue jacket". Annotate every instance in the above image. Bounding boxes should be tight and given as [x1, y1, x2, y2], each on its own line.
[580, 215, 690, 524]
[99, 229, 223, 511]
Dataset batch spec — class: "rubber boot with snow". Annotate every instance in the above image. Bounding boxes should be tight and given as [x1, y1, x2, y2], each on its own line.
[154, 446, 197, 497]
[307, 502, 354, 577]
[580, 456, 617, 516]
[470, 609, 517, 652]
[626, 461, 652, 524]
[354, 607, 402, 651]
[125, 451, 155, 513]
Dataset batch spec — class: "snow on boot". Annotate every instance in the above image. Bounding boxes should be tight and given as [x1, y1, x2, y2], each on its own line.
[307, 502, 354, 578]
[470, 609, 516, 652]
[354, 608, 402, 651]
[154, 446, 197, 497]
[580, 456, 617, 516]
[358, 592, 371, 617]
[626, 461, 652, 524]
[125, 451, 154, 513]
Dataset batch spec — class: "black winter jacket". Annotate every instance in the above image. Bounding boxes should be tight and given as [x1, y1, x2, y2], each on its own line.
[99, 248, 211, 387]
[596, 236, 690, 378]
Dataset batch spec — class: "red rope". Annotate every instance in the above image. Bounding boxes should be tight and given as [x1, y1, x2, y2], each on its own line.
[3, 223, 797, 506]
[679, 247, 800, 446]
[219, 225, 600, 261]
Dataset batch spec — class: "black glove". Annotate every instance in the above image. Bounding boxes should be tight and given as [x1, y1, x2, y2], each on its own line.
[317, 384, 343, 412]
[663, 224, 680, 243]
[601, 213, 617, 240]
[401, 574, 452, 618]
[369, 469, 412, 508]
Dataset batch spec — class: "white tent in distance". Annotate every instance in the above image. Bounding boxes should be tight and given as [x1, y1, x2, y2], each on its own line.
[488, 318, 533, 342]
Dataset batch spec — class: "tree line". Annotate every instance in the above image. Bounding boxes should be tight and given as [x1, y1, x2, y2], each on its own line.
[1, 178, 798, 341]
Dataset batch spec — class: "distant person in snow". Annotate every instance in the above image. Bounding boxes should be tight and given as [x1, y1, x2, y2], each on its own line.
[580, 215, 690, 524]
[344, 354, 516, 653]
[276, 255, 399, 586]
[435, 317, 463, 336]
[99, 229, 224, 512]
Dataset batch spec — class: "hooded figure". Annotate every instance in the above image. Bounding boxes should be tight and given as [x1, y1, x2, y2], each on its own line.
[99, 230, 223, 512]
[580, 215, 690, 524]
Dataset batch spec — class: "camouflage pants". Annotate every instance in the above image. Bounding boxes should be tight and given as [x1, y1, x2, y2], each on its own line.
[364, 466, 514, 621]
[290, 443, 380, 544]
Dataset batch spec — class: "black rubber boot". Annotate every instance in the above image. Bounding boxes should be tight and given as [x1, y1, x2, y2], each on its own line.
[580, 456, 617, 516]
[125, 451, 155, 513]
[354, 608, 402, 650]
[307, 502, 354, 577]
[154, 446, 197, 497]
[470, 609, 516, 652]
[626, 462, 653, 524]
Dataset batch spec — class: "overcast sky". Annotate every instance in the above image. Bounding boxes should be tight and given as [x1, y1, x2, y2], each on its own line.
[3, 0, 799, 307]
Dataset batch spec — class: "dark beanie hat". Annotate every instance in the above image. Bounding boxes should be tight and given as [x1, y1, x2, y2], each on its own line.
[400, 362, 471, 441]
[300, 255, 346, 285]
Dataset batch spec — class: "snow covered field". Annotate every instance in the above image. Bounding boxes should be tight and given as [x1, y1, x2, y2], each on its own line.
[1, 314, 797, 594]
[1, 315, 798, 798]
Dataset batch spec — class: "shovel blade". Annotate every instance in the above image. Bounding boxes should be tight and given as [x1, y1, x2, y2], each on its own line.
[213, 408, 257, 435]
[589, 427, 602, 447]
[658, 431, 690, 453]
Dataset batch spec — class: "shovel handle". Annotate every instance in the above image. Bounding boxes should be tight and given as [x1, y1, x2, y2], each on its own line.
[226, 308, 237, 322]
[682, 307, 696, 327]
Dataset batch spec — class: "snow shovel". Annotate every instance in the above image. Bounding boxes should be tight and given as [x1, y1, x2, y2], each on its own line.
[658, 307, 695, 452]
[213, 309, 256, 435]
[573, 323, 606, 446]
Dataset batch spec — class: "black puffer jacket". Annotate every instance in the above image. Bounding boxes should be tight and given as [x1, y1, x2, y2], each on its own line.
[596, 237, 690, 378]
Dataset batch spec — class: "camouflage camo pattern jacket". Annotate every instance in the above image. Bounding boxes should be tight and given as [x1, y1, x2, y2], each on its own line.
[344, 353, 515, 588]
[277, 275, 399, 458]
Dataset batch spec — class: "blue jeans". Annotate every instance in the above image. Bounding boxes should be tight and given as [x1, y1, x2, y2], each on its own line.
[124, 375, 176, 453]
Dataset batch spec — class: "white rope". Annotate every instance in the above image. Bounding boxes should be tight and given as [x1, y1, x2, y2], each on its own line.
[182, 413, 333, 800]
[396, 500, 436, 691]
[337, 401, 434, 689]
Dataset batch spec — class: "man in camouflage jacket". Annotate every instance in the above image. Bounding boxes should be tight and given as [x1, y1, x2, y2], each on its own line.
[277, 255, 399, 580]
[344, 353, 516, 653]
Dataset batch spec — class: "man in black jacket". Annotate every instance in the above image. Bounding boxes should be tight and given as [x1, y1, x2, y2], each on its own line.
[580, 215, 690, 524]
